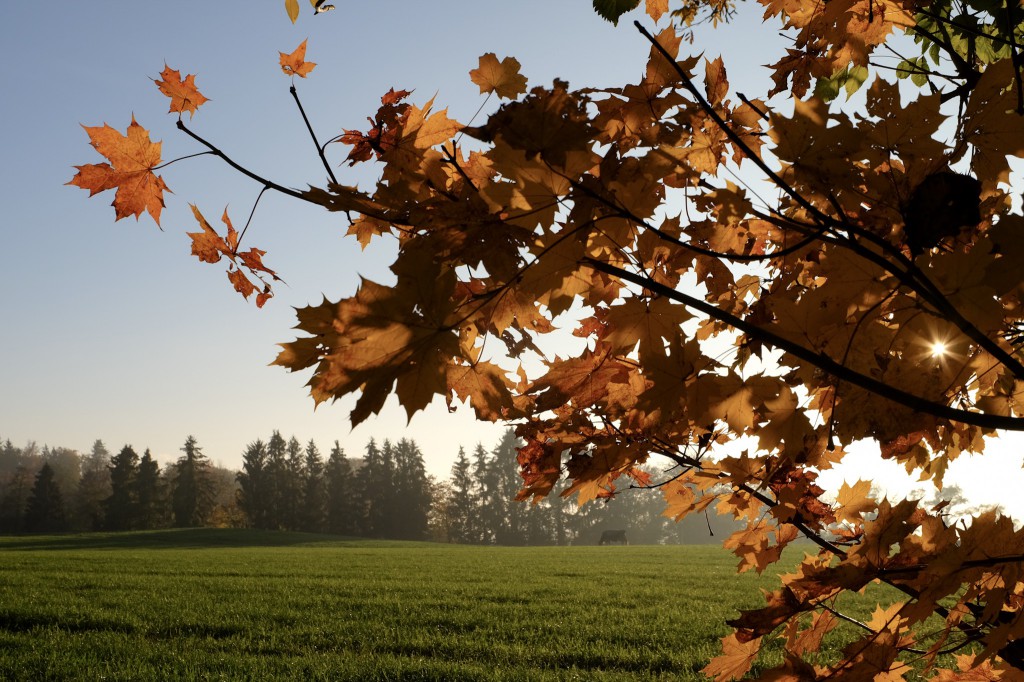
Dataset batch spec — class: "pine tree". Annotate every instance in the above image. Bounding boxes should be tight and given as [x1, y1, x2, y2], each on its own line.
[325, 441, 359, 535]
[171, 435, 214, 527]
[284, 436, 305, 530]
[448, 447, 474, 543]
[392, 438, 431, 540]
[301, 439, 327, 533]
[76, 439, 111, 530]
[237, 439, 269, 528]
[263, 431, 288, 530]
[356, 439, 395, 537]
[492, 429, 526, 545]
[103, 445, 139, 530]
[24, 463, 67, 533]
[0, 464, 36, 534]
[135, 449, 163, 530]
[470, 442, 498, 544]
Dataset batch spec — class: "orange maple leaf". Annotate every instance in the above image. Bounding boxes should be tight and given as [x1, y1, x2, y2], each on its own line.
[68, 116, 169, 224]
[153, 65, 209, 118]
[702, 633, 762, 681]
[280, 39, 316, 78]
[646, 0, 668, 22]
[187, 205, 278, 307]
[470, 53, 528, 100]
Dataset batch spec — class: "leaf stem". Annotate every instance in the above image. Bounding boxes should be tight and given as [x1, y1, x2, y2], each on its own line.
[152, 151, 215, 170]
[236, 185, 269, 251]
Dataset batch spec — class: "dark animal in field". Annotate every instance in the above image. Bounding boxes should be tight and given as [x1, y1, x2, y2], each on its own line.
[599, 530, 628, 545]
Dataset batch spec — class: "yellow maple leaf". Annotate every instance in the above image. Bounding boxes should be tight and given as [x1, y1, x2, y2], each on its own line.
[469, 53, 527, 100]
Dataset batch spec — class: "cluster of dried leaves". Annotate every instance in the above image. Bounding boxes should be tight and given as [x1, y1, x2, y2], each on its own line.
[72, 0, 1024, 678]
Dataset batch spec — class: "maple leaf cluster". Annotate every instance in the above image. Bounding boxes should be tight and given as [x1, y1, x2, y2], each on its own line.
[73, 0, 1024, 677]
[70, 60, 282, 306]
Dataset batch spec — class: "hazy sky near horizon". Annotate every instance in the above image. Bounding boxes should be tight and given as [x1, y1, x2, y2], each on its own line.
[2, 2, 1023, 518]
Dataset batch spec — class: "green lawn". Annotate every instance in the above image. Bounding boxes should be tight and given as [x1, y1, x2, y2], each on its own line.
[0, 529, 891, 680]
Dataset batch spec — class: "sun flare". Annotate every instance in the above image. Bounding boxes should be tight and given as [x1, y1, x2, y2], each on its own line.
[930, 340, 949, 358]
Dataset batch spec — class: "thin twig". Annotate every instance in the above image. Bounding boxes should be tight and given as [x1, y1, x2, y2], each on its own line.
[236, 185, 270, 251]
[290, 84, 339, 184]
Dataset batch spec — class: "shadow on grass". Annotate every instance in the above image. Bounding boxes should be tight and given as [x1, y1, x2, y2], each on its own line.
[0, 527, 360, 551]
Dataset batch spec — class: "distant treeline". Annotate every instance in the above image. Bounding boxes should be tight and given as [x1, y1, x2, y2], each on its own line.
[0, 429, 737, 544]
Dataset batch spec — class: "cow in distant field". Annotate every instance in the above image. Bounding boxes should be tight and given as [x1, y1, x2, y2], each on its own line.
[598, 529, 628, 545]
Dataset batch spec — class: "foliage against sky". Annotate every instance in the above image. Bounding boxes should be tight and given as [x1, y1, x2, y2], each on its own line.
[67, 0, 1024, 677]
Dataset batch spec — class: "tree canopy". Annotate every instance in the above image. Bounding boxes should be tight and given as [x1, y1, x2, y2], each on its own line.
[71, 0, 1024, 677]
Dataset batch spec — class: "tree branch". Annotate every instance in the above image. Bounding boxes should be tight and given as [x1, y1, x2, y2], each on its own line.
[582, 257, 1024, 431]
[175, 120, 311, 203]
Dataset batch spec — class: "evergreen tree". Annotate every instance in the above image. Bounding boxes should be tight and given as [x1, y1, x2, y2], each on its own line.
[392, 438, 431, 540]
[0, 440, 24, 478]
[103, 445, 139, 530]
[471, 442, 499, 544]
[447, 447, 475, 543]
[135, 449, 163, 530]
[0, 465, 36, 534]
[170, 435, 214, 527]
[236, 440, 270, 529]
[76, 439, 111, 530]
[325, 441, 359, 535]
[301, 439, 327, 533]
[263, 431, 288, 530]
[491, 429, 527, 544]
[284, 436, 305, 530]
[24, 463, 67, 533]
[356, 439, 394, 537]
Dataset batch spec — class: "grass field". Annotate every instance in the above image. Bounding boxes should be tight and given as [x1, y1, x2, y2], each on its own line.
[0, 530, 895, 680]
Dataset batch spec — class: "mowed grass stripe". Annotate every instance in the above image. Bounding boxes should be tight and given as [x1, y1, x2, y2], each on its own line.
[0, 529, 890, 680]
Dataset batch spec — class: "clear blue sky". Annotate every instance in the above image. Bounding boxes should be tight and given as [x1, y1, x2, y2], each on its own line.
[0, 2, 776, 476]
[1, 1, 1020, 517]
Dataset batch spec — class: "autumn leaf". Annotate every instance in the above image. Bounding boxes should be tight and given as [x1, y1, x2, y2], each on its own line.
[187, 205, 278, 307]
[280, 39, 316, 78]
[702, 633, 762, 681]
[646, 0, 668, 22]
[705, 57, 729, 107]
[153, 65, 209, 118]
[285, 0, 299, 22]
[834, 479, 876, 524]
[187, 206, 228, 264]
[337, 88, 413, 164]
[470, 53, 528, 100]
[68, 116, 169, 224]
